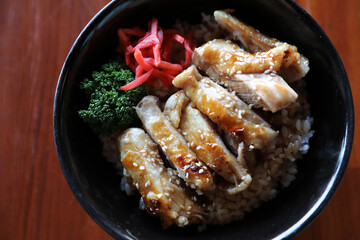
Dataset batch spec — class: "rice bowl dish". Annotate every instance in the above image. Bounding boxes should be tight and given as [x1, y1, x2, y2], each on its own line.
[54, 0, 354, 239]
[81, 10, 316, 228]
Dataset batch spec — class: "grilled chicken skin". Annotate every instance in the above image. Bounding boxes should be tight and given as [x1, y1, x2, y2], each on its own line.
[192, 39, 298, 76]
[192, 39, 298, 112]
[214, 10, 279, 53]
[172, 66, 278, 149]
[214, 10, 309, 82]
[163, 90, 190, 128]
[163, 93, 252, 188]
[118, 128, 204, 228]
[180, 103, 252, 190]
[136, 96, 215, 192]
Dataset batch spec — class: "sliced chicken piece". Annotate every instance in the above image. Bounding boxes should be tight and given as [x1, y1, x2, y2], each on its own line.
[214, 10, 309, 82]
[221, 129, 241, 155]
[278, 55, 310, 83]
[172, 66, 278, 149]
[220, 73, 298, 113]
[164, 91, 190, 128]
[192, 39, 298, 112]
[136, 96, 215, 192]
[221, 129, 258, 171]
[226, 143, 252, 194]
[118, 128, 204, 228]
[178, 103, 252, 190]
[225, 73, 298, 112]
[214, 10, 280, 53]
[164, 95, 252, 192]
[192, 39, 297, 76]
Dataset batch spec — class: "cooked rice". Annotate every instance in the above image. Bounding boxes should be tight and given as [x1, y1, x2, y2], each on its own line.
[99, 13, 314, 227]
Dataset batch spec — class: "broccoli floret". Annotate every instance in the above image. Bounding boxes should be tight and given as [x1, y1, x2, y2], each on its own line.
[78, 60, 146, 135]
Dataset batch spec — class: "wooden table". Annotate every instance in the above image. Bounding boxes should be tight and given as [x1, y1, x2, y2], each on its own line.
[0, 0, 358, 239]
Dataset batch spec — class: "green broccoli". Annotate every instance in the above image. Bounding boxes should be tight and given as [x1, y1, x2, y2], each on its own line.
[78, 60, 146, 135]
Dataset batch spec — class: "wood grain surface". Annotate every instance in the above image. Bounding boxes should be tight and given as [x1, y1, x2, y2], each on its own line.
[0, 0, 358, 239]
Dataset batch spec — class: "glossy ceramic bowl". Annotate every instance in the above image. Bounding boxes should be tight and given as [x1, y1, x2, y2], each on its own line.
[53, 0, 354, 239]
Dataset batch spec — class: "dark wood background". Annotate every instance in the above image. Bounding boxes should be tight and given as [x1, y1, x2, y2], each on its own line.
[0, 0, 359, 239]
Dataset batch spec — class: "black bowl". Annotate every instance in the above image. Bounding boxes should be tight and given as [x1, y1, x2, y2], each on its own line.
[53, 0, 354, 239]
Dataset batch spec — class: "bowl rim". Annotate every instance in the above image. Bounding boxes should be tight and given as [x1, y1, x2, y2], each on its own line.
[53, 0, 354, 239]
[53, 1, 126, 238]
